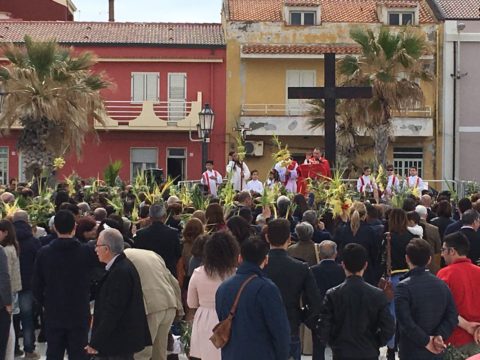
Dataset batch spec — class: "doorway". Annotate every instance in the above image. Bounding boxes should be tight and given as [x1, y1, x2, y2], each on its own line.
[167, 148, 186, 183]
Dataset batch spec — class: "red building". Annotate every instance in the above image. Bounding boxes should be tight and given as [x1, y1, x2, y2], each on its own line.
[0, 0, 75, 21]
[0, 21, 227, 183]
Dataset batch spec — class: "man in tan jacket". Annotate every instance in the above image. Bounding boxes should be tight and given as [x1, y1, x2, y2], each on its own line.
[415, 205, 442, 273]
[125, 248, 183, 360]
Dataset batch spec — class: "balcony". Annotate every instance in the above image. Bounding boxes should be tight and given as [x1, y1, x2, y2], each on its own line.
[95, 92, 203, 131]
[239, 103, 433, 137]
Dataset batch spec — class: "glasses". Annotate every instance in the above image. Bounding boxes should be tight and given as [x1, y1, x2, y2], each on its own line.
[95, 243, 109, 249]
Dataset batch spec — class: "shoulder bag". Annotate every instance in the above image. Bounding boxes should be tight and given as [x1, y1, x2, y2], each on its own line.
[209, 274, 257, 349]
[377, 232, 394, 301]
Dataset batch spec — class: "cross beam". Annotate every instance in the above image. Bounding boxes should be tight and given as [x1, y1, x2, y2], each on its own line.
[288, 53, 373, 167]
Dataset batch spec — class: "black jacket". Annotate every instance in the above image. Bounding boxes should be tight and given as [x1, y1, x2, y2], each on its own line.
[134, 221, 181, 277]
[264, 249, 321, 336]
[319, 276, 394, 359]
[33, 237, 97, 328]
[334, 221, 380, 285]
[390, 231, 415, 272]
[430, 216, 454, 240]
[14, 221, 41, 291]
[444, 220, 463, 237]
[90, 253, 151, 356]
[395, 267, 458, 360]
[310, 260, 345, 300]
[460, 227, 480, 264]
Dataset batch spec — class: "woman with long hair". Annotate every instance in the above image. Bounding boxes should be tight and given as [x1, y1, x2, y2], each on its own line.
[205, 203, 226, 233]
[430, 200, 454, 241]
[0, 220, 22, 360]
[334, 202, 379, 285]
[187, 230, 239, 360]
[384, 207, 416, 360]
[75, 217, 98, 243]
[292, 194, 309, 222]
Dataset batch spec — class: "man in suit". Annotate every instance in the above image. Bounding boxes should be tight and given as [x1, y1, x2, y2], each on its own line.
[86, 229, 151, 360]
[134, 203, 181, 277]
[318, 243, 394, 360]
[310, 240, 345, 360]
[124, 249, 183, 360]
[444, 198, 472, 236]
[420, 194, 437, 223]
[415, 205, 442, 273]
[32, 210, 97, 360]
[459, 209, 480, 265]
[395, 239, 458, 359]
[264, 219, 321, 360]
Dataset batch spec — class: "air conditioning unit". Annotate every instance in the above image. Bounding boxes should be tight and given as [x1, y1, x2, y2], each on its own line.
[245, 141, 264, 157]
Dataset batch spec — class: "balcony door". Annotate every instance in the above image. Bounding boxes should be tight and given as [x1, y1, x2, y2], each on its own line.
[286, 70, 316, 116]
[168, 73, 187, 122]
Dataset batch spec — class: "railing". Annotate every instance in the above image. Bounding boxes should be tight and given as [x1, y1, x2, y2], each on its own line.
[105, 100, 194, 123]
[241, 104, 432, 118]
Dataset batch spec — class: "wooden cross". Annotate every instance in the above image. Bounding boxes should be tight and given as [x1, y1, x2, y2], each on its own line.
[288, 53, 373, 167]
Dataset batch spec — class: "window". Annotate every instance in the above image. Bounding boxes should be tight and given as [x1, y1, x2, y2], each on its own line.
[388, 11, 415, 25]
[131, 72, 159, 103]
[393, 147, 423, 177]
[167, 148, 186, 183]
[289, 11, 316, 25]
[168, 73, 187, 121]
[286, 70, 316, 115]
[130, 148, 158, 180]
[0, 147, 8, 185]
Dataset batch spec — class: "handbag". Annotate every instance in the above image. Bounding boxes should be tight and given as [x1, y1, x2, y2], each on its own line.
[209, 274, 257, 349]
[378, 232, 394, 302]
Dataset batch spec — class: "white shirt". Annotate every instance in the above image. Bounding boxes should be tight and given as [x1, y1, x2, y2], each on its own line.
[386, 174, 401, 193]
[105, 254, 120, 271]
[357, 175, 377, 193]
[246, 179, 264, 194]
[404, 175, 424, 190]
[200, 169, 223, 197]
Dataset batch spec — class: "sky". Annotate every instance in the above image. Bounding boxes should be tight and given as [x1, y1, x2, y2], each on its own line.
[73, 0, 223, 23]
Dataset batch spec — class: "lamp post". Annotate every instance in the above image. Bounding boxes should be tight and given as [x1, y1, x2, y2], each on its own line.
[198, 103, 215, 171]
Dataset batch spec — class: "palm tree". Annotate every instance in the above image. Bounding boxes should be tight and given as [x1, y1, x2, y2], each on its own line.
[0, 36, 110, 179]
[309, 27, 433, 167]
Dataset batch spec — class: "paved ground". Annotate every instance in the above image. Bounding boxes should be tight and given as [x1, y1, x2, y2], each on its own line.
[17, 342, 397, 360]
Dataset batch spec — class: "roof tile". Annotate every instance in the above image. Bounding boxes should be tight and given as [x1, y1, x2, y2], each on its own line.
[433, 0, 480, 19]
[0, 21, 225, 46]
[227, 0, 435, 23]
[242, 43, 362, 54]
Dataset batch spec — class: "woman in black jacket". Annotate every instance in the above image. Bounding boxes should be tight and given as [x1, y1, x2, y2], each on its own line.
[334, 202, 379, 286]
[430, 200, 454, 240]
[383, 208, 416, 360]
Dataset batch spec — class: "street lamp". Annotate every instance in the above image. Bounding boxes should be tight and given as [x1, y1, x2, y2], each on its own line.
[198, 103, 215, 170]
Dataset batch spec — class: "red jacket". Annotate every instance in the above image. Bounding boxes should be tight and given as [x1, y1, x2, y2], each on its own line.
[437, 258, 480, 347]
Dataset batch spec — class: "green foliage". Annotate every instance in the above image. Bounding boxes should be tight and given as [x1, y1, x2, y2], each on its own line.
[104, 160, 123, 187]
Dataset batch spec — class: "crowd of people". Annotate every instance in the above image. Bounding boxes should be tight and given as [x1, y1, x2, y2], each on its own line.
[0, 154, 479, 360]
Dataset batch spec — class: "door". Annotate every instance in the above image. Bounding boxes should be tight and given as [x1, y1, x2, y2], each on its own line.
[286, 70, 316, 115]
[167, 148, 186, 183]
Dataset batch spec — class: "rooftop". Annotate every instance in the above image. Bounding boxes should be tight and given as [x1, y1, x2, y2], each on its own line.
[428, 0, 480, 20]
[0, 21, 225, 46]
[226, 0, 436, 23]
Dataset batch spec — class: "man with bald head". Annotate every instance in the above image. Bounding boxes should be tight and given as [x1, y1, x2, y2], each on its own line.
[310, 240, 345, 360]
[419, 194, 436, 222]
[86, 229, 151, 359]
[12, 210, 40, 358]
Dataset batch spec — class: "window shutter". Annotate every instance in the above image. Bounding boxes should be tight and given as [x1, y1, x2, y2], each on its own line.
[146, 73, 159, 102]
[131, 73, 145, 102]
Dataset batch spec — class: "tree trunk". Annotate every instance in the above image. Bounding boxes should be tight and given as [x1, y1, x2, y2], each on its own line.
[373, 123, 390, 167]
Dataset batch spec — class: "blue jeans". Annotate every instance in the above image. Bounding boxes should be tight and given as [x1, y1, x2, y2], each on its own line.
[289, 335, 301, 360]
[387, 274, 404, 350]
[18, 290, 35, 353]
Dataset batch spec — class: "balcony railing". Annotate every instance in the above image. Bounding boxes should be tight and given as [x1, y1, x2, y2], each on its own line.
[241, 104, 432, 118]
[106, 101, 194, 123]
[96, 92, 203, 131]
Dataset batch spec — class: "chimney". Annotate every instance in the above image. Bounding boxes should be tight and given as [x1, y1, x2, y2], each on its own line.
[108, 0, 114, 22]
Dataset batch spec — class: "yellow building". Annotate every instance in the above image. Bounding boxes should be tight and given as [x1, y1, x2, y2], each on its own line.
[222, 0, 440, 181]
